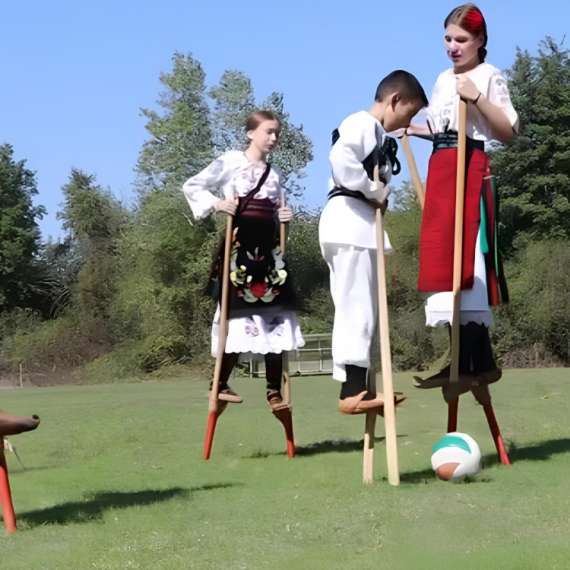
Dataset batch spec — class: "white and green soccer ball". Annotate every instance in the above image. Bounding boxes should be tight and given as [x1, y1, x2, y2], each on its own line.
[431, 432, 482, 482]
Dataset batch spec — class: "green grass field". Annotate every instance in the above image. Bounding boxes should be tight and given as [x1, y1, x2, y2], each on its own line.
[1, 369, 569, 569]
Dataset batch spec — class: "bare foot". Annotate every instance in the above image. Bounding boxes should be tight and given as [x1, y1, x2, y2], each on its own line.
[339, 391, 386, 415]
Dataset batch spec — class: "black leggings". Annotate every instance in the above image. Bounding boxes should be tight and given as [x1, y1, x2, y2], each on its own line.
[453, 323, 498, 374]
[220, 352, 283, 392]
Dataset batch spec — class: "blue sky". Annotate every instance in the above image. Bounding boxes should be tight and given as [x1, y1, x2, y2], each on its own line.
[1, 0, 568, 239]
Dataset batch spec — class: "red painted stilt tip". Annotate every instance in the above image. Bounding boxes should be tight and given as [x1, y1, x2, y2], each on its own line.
[496, 435, 510, 466]
[272, 408, 295, 458]
[204, 412, 220, 461]
[203, 401, 228, 461]
[447, 398, 459, 433]
[0, 448, 17, 535]
[483, 404, 510, 466]
[286, 438, 295, 459]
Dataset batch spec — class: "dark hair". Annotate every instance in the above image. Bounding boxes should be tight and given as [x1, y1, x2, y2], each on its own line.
[245, 110, 281, 132]
[375, 70, 429, 108]
[444, 3, 488, 63]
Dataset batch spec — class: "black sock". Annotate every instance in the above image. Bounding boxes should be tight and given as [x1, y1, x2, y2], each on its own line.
[340, 365, 368, 399]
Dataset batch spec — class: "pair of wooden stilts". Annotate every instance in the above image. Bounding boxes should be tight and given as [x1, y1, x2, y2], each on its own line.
[401, 100, 510, 474]
[204, 194, 294, 461]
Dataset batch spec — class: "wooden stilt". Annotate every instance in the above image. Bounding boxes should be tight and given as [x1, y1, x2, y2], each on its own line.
[447, 398, 459, 433]
[363, 162, 399, 485]
[471, 385, 510, 465]
[273, 190, 295, 458]
[272, 408, 295, 458]
[449, 99, 468, 432]
[203, 215, 234, 460]
[482, 403, 510, 465]
[377, 208, 399, 485]
[400, 134, 425, 209]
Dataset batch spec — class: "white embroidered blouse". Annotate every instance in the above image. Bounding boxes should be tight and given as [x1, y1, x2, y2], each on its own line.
[182, 150, 282, 220]
[426, 62, 519, 141]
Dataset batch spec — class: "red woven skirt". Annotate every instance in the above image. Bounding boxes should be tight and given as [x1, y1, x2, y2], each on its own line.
[418, 148, 499, 305]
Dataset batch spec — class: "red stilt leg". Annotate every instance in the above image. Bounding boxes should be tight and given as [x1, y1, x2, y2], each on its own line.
[483, 403, 510, 466]
[203, 401, 228, 460]
[447, 398, 459, 433]
[0, 438, 17, 535]
[272, 408, 295, 458]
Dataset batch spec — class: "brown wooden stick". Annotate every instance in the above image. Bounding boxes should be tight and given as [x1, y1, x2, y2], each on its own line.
[210, 216, 234, 405]
[279, 192, 292, 406]
[375, 207, 399, 486]
[448, 99, 468, 425]
[400, 134, 425, 210]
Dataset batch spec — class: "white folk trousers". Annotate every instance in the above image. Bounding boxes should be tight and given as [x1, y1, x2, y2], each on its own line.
[323, 244, 379, 382]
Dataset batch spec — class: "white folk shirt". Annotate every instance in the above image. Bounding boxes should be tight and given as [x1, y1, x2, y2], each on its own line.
[426, 62, 519, 139]
[182, 150, 281, 219]
[319, 111, 393, 252]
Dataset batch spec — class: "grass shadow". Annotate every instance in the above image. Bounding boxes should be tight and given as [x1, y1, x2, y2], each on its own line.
[248, 436, 408, 459]
[507, 438, 570, 462]
[19, 483, 237, 527]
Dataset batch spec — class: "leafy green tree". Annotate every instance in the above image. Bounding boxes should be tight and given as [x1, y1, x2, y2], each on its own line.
[57, 168, 128, 319]
[209, 70, 255, 153]
[0, 143, 46, 311]
[58, 169, 126, 249]
[492, 240, 570, 366]
[489, 38, 570, 252]
[135, 52, 214, 194]
[35, 238, 82, 317]
[259, 92, 313, 200]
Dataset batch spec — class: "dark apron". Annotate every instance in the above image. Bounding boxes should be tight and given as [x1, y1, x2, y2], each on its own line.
[206, 164, 296, 318]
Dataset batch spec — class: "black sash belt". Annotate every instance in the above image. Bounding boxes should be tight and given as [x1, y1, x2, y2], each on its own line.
[327, 186, 366, 201]
[432, 132, 485, 154]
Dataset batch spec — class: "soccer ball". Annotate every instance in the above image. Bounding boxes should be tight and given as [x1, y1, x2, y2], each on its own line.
[431, 432, 482, 482]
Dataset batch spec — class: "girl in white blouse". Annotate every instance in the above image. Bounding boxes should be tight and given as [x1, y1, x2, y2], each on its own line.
[406, 4, 518, 390]
[182, 111, 304, 410]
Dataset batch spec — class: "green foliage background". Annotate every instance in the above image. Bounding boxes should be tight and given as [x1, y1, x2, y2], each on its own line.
[1, 39, 569, 383]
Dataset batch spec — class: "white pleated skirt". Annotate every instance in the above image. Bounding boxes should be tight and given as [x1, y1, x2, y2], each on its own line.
[211, 306, 305, 361]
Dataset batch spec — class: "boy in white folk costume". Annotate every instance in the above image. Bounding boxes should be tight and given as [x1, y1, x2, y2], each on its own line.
[182, 111, 304, 411]
[320, 71, 428, 415]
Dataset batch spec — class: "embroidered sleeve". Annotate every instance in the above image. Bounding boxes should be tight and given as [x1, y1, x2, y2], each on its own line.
[488, 72, 519, 133]
[182, 155, 232, 219]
